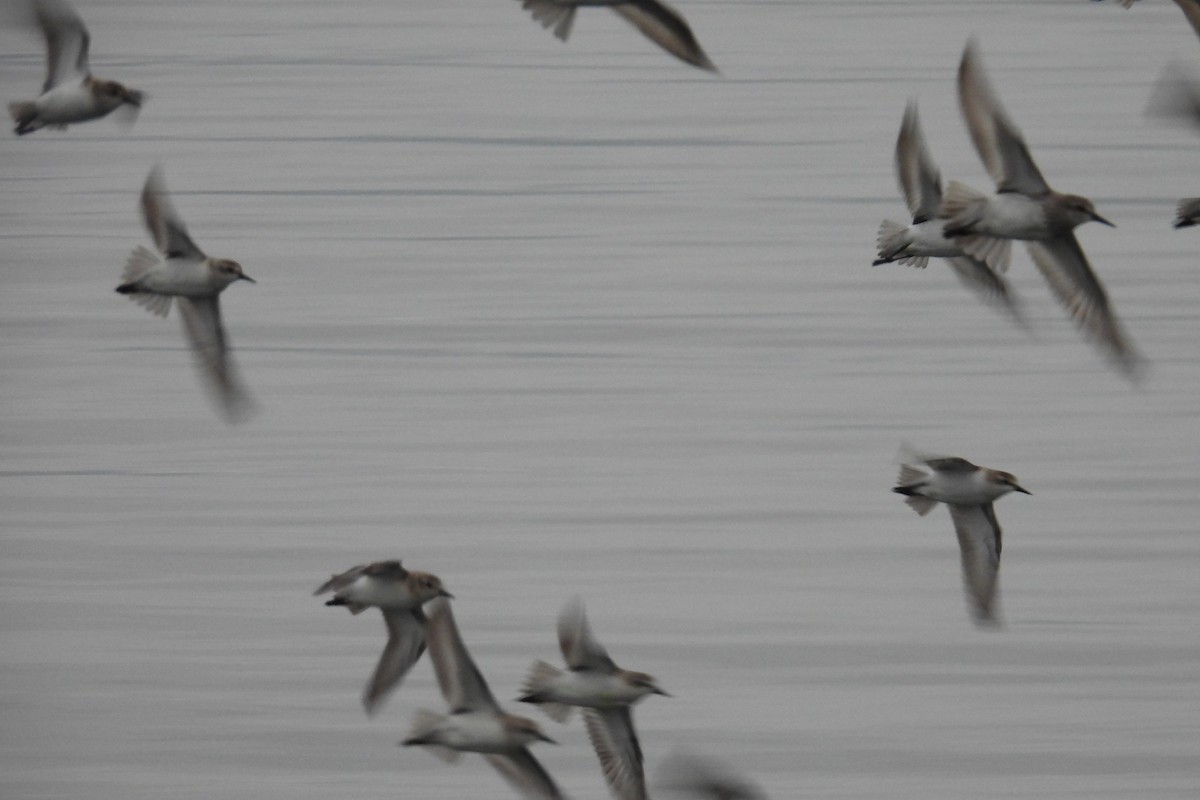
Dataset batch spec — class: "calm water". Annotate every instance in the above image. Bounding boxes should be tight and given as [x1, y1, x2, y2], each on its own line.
[2, 1, 1199, 798]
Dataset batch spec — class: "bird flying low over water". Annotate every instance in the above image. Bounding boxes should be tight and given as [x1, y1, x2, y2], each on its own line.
[403, 598, 566, 800]
[874, 100, 1023, 326]
[942, 38, 1144, 380]
[315, 560, 453, 715]
[893, 443, 1031, 627]
[116, 166, 256, 423]
[521, 597, 669, 800]
[8, 0, 143, 134]
[518, 0, 717, 72]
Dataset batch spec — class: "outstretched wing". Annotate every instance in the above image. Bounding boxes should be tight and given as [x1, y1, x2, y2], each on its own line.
[957, 38, 1049, 196]
[363, 608, 428, 715]
[141, 166, 206, 261]
[948, 503, 1002, 625]
[177, 296, 254, 423]
[557, 596, 617, 673]
[483, 750, 567, 800]
[424, 597, 499, 713]
[584, 708, 647, 800]
[611, 0, 717, 72]
[1023, 236, 1144, 380]
[35, 0, 91, 90]
[895, 100, 943, 222]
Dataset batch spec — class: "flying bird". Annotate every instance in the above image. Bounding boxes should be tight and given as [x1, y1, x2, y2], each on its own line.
[402, 598, 566, 800]
[893, 444, 1031, 626]
[520, 597, 668, 800]
[518, 0, 717, 72]
[8, 0, 143, 135]
[942, 39, 1144, 380]
[116, 166, 255, 422]
[873, 100, 1023, 325]
[315, 560, 452, 715]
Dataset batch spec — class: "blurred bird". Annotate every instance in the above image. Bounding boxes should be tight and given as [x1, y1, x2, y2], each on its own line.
[655, 752, 768, 800]
[518, 0, 717, 72]
[520, 597, 669, 800]
[873, 100, 1023, 325]
[1174, 197, 1200, 228]
[315, 560, 452, 715]
[402, 598, 565, 800]
[943, 38, 1143, 380]
[893, 443, 1031, 626]
[8, 0, 143, 134]
[1144, 1, 1200, 227]
[116, 166, 255, 423]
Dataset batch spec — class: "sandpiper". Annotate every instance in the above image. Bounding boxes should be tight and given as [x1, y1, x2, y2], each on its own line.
[893, 444, 1031, 626]
[315, 560, 452, 715]
[874, 100, 1022, 324]
[116, 166, 255, 422]
[520, 597, 668, 800]
[942, 38, 1143, 379]
[8, 0, 144, 135]
[518, 0, 717, 72]
[402, 598, 565, 800]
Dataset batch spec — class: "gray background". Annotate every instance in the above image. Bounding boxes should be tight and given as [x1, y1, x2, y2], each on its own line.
[1, 1, 1198, 798]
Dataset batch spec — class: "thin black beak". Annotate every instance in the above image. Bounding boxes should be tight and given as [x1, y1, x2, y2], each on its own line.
[438, 589, 454, 599]
[653, 686, 672, 697]
[1091, 212, 1115, 228]
[1012, 485, 1032, 495]
[239, 274, 256, 284]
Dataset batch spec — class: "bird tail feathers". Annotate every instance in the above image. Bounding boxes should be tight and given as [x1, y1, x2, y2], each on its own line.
[519, 660, 573, 723]
[874, 220, 928, 268]
[116, 246, 173, 317]
[523, 0, 576, 40]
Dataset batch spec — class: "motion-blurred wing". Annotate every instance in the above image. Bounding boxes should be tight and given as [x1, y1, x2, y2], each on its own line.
[425, 597, 500, 713]
[957, 38, 1049, 195]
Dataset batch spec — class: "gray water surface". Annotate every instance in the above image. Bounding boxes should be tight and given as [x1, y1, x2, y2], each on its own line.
[2, 1, 1199, 799]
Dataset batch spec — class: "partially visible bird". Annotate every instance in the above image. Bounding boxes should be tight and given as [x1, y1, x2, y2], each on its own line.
[8, 0, 143, 135]
[518, 0, 717, 72]
[402, 598, 566, 800]
[873, 100, 1022, 325]
[520, 597, 668, 800]
[655, 752, 769, 800]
